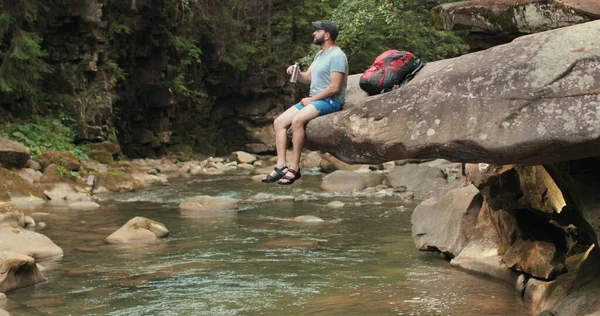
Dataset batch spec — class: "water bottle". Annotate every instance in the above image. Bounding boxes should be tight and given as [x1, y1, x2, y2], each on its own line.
[289, 63, 300, 83]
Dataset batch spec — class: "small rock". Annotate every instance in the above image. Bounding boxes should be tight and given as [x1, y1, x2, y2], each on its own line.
[292, 215, 325, 223]
[253, 160, 264, 167]
[105, 216, 169, 244]
[238, 163, 254, 170]
[26, 159, 41, 171]
[246, 193, 273, 202]
[229, 151, 256, 164]
[24, 216, 35, 228]
[68, 201, 101, 210]
[179, 196, 238, 213]
[273, 195, 295, 202]
[327, 201, 345, 209]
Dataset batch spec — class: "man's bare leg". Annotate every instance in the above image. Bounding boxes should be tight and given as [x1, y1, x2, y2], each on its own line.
[263, 106, 299, 180]
[279, 105, 319, 183]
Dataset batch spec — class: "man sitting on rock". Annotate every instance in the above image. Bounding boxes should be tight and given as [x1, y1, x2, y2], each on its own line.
[262, 20, 349, 185]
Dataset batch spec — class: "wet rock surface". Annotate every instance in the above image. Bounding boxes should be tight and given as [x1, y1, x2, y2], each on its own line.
[0, 225, 63, 260]
[105, 217, 169, 244]
[0, 251, 47, 293]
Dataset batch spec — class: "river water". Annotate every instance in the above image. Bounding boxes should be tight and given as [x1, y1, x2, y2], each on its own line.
[5, 172, 530, 315]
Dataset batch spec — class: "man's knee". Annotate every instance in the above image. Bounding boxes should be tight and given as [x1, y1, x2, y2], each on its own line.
[274, 116, 288, 130]
[291, 117, 307, 129]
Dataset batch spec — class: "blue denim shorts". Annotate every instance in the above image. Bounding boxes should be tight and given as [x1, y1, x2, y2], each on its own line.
[294, 97, 343, 116]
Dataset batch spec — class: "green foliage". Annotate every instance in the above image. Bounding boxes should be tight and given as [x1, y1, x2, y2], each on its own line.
[109, 20, 131, 36]
[169, 36, 202, 65]
[103, 60, 126, 88]
[0, 0, 53, 111]
[0, 13, 13, 39]
[163, 73, 208, 101]
[330, 0, 468, 72]
[0, 30, 52, 102]
[0, 117, 87, 159]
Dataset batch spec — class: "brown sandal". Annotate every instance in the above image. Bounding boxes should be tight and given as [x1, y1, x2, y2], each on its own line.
[277, 168, 301, 185]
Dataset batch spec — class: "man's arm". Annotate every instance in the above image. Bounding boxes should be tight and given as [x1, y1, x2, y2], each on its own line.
[287, 64, 312, 84]
[297, 65, 312, 84]
[300, 71, 344, 106]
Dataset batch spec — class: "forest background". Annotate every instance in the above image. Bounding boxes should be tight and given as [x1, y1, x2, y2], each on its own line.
[0, 0, 467, 159]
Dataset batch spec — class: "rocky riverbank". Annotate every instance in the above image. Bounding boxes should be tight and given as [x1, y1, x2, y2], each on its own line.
[0, 136, 469, 314]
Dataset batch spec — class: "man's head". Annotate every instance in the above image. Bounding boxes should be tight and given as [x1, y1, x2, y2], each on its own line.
[311, 21, 338, 45]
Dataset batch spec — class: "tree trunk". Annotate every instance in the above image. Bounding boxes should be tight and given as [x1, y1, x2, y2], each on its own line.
[266, 0, 272, 54]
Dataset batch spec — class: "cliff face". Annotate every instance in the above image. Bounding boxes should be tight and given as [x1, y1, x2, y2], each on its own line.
[1, 0, 300, 158]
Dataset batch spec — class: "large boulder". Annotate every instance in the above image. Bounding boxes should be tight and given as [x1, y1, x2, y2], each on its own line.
[303, 21, 600, 166]
[450, 201, 518, 285]
[432, 0, 600, 34]
[412, 185, 481, 258]
[105, 217, 169, 244]
[515, 165, 567, 214]
[0, 138, 30, 169]
[502, 239, 562, 280]
[0, 225, 63, 260]
[0, 251, 47, 293]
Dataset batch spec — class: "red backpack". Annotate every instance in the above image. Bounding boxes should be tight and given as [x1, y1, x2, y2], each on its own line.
[359, 50, 425, 96]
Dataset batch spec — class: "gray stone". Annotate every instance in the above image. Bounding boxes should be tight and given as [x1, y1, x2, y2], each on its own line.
[179, 196, 239, 214]
[412, 185, 481, 257]
[105, 217, 168, 244]
[68, 201, 101, 209]
[0, 251, 47, 293]
[229, 151, 256, 164]
[291, 215, 325, 223]
[502, 239, 560, 280]
[0, 225, 63, 259]
[384, 164, 447, 195]
[432, 0, 600, 34]
[327, 201, 345, 209]
[321, 170, 367, 192]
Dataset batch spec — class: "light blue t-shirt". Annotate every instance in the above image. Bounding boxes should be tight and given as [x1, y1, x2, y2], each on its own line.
[309, 47, 348, 104]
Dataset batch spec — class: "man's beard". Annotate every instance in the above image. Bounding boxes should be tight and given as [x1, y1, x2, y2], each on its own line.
[313, 36, 324, 46]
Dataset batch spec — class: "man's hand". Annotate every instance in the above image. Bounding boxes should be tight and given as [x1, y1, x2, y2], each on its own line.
[300, 97, 312, 106]
[286, 64, 296, 75]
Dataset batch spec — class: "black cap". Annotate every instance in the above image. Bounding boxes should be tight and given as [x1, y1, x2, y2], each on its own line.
[312, 21, 339, 41]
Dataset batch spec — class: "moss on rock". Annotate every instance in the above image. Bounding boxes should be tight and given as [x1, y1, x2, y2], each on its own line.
[39, 164, 79, 184]
[95, 167, 143, 192]
[0, 167, 46, 202]
[37, 151, 81, 171]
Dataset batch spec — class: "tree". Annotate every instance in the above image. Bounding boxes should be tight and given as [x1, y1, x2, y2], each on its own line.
[329, 0, 468, 73]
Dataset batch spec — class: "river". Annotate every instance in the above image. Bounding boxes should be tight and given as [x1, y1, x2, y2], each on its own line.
[4, 172, 530, 315]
